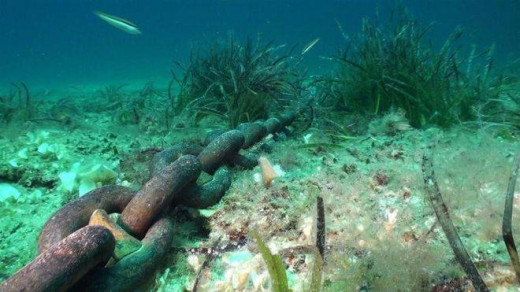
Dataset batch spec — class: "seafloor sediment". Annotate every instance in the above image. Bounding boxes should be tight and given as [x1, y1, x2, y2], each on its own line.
[1, 86, 519, 291]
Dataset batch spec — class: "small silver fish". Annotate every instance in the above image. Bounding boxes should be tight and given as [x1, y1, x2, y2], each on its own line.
[301, 37, 320, 55]
[94, 11, 141, 35]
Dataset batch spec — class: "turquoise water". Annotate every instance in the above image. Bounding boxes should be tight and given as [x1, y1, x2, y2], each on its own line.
[2, 1, 520, 291]
[1, 0, 519, 88]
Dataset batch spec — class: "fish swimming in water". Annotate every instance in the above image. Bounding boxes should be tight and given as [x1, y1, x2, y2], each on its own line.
[301, 37, 320, 55]
[94, 11, 141, 35]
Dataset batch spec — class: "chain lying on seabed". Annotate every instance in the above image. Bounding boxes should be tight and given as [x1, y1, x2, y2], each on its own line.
[0, 108, 304, 292]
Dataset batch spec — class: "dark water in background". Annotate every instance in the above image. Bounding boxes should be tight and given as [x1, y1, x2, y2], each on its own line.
[0, 0, 519, 89]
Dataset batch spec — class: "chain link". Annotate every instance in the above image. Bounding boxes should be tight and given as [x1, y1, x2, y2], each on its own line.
[1, 108, 304, 292]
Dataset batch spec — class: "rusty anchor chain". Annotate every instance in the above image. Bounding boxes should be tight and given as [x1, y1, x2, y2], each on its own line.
[120, 154, 201, 237]
[38, 185, 136, 253]
[0, 107, 305, 292]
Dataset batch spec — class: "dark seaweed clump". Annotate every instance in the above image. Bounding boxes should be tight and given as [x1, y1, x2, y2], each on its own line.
[318, 7, 507, 128]
[170, 34, 301, 128]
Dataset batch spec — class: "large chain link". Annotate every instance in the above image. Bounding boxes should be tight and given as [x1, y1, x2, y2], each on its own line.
[1, 109, 301, 292]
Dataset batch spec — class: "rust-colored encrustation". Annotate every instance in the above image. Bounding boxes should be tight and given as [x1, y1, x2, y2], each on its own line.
[73, 217, 174, 292]
[38, 185, 135, 253]
[198, 130, 245, 174]
[120, 155, 201, 237]
[2, 225, 115, 292]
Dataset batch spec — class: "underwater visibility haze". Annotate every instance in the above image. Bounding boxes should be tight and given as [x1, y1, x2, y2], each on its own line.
[1, 0, 520, 291]
[1, 0, 519, 87]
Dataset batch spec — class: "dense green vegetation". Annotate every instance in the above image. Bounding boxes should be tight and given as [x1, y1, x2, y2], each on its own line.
[319, 8, 507, 128]
[170, 34, 301, 128]
[2, 4, 520, 292]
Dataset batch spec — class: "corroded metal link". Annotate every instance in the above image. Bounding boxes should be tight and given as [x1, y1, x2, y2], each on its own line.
[89, 209, 142, 260]
[149, 142, 203, 177]
[4, 108, 304, 292]
[264, 117, 282, 134]
[38, 185, 135, 253]
[120, 155, 201, 237]
[1, 226, 115, 292]
[228, 152, 259, 169]
[175, 166, 232, 209]
[203, 129, 227, 145]
[278, 111, 297, 127]
[236, 122, 267, 149]
[198, 130, 245, 174]
[73, 217, 174, 292]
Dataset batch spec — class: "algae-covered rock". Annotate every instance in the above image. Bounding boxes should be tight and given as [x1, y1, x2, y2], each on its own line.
[58, 162, 118, 196]
[58, 171, 77, 192]
[78, 164, 118, 195]
[0, 183, 21, 201]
